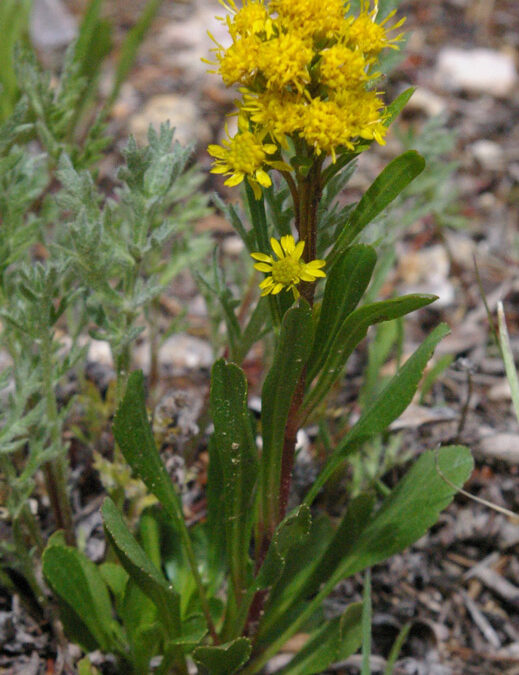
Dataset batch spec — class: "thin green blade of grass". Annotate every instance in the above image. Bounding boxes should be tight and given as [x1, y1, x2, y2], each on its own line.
[361, 569, 372, 675]
[384, 622, 411, 675]
[497, 301, 519, 423]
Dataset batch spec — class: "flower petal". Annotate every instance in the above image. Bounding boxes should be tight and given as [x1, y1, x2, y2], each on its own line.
[306, 259, 326, 269]
[254, 263, 273, 273]
[251, 252, 273, 262]
[255, 169, 272, 188]
[271, 283, 284, 294]
[211, 165, 230, 174]
[225, 172, 245, 187]
[248, 177, 262, 200]
[207, 144, 226, 158]
[281, 234, 295, 254]
[293, 240, 305, 259]
[259, 277, 274, 289]
[270, 237, 284, 259]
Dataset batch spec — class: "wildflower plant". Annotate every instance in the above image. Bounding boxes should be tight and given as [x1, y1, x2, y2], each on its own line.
[36, 2, 474, 674]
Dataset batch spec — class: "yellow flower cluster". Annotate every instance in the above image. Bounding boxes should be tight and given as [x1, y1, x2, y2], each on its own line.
[207, 0, 404, 192]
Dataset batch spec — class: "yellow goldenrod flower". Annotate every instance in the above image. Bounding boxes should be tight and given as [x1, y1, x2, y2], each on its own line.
[220, 0, 274, 39]
[334, 88, 388, 145]
[348, 2, 405, 56]
[251, 235, 326, 298]
[257, 33, 313, 93]
[242, 92, 304, 147]
[208, 125, 278, 198]
[213, 34, 262, 86]
[269, 0, 346, 40]
[319, 44, 371, 90]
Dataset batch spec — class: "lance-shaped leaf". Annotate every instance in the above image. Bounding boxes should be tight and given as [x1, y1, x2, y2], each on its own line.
[102, 497, 182, 638]
[328, 151, 425, 267]
[304, 294, 436, 415]
[193, 637, 252, 675]
[305, 323, 450, 504]
[260, 301, 313, 530]
[254, 505, 312, 591]
[309, 244, 377, 380]
[250, 446, 472, 673]
[210, 359, 258, 596]
[112, 370, 184, 530]
[278, 603, 363, 675]
[325, 446, 473, 587]
[264, 496, 373, 628]
[42, 545, 124, 653]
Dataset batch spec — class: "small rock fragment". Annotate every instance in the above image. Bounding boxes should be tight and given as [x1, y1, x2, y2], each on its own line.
[470, 140, 505, 171]
[436, 48, 517, 97]
[129, 95, 211, 147]
[31, 0, 77, 50]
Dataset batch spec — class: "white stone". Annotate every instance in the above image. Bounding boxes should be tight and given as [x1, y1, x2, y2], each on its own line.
[470, 140, 505, 171]
[436, 48, 517, 97]
[405, 87, 447, 117]
[159, 334, 213, 371]
[31, 0, 76, 50]
[87, 339, 113, 367]
[129, 95, 211, 147]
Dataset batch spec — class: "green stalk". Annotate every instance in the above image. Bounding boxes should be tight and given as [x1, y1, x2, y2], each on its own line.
[40, 330, 76, 546]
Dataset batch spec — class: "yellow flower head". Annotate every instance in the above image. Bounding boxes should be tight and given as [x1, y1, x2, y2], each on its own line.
[348, 2, 405, 56]
[251, 235, 326, 298]
[319, 44, 371, 90]
[269, 0, 347, 40]
[219, 0, 274, 39]
[242, 91, 304, 146]
[208, 124, 278, 198]
[214, 34, 262, 86]
[257, 32, 313, 93]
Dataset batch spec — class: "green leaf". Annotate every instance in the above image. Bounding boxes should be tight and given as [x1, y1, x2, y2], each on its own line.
[259, 496, 372, 646]
[304, 294, 437, 415]
[328, 151, 425, 267]
[325, 446, 473, 587]
[278, 603, 363, 675]
[384, 88, 415, 127]
[305, 323, 450, 504]
[109, 0, 163, 106]
[260, 301, 313, 530]
[308, 244, 377, 380]
[193, 638, 252, 675]
[255, 505, 312, 590]
[112, 370, 185, 530]
[210, 359, 258, 595]
[102, 497, 182, 638]
[251, 446, 473, 674]
[361, 570, 372, 675]
[99, 562, 129, 607]
[42, 545, 121, 653]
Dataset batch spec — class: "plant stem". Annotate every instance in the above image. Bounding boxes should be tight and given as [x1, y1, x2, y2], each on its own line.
[41, 330, 76, 546]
